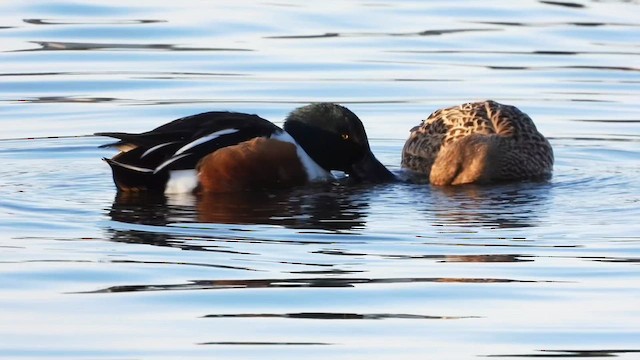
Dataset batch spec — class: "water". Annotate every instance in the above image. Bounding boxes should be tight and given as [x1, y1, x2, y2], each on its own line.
[1, 0, 639, 359]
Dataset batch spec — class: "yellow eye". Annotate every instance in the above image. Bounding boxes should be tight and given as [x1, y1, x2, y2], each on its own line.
[341, 133, 349, 140]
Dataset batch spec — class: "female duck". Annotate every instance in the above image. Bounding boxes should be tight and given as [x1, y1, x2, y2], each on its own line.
[97, 103, 394, 193]
[402, 100, 553, 185]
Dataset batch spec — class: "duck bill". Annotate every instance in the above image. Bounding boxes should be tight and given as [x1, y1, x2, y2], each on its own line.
[348, 151, 395, 183]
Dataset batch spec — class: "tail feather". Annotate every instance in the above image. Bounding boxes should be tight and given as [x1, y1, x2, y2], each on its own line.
[103, 158, 168, 192]
[95, 132, 141, 150]
[95, 131, 189, 149]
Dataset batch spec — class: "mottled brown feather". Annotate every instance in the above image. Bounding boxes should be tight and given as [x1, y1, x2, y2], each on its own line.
[197, 137, 307, 193]
[402, 100, 554, 185]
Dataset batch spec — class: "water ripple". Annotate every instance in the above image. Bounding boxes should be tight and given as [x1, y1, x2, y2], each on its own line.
[539, 0, 587, 8]
[486, 349, 640, 357]
[198, 341, 332, 346]
[203, 312, 477, 320]
[79, 276, 554, 294]
[23, 18, 165, 25]
[474, 20, 639, 26]
[13, 41, 253, 52]
[266, 28, 498, 39]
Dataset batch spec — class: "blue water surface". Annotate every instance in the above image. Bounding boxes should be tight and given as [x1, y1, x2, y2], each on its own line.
[1, 1, 639, 359]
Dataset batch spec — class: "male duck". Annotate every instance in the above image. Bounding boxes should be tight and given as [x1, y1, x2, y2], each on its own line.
[97, 103, 394, 193]
[402, 100, 553, 185]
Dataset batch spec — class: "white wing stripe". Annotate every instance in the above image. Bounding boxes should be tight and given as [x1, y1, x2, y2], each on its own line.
[111, 160, 154, 173]
[141, 141, 180, 159]
[174, 128, 239, 156]
[154, 153, 191, 174]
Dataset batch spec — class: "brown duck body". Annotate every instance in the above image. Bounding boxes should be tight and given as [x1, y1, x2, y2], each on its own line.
[402, 100, 553, 185]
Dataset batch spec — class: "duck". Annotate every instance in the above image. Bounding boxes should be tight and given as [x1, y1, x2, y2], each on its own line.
[96, 103, 395, 193]
[402, 100, 553, 185]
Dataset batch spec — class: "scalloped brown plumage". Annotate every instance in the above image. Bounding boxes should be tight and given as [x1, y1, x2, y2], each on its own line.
[402, 101, 554, 185]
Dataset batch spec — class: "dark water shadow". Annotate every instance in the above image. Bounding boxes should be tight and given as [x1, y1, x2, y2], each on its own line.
[473, 20, 639, 27]
[0, 71, 245, 78]
[15, 95, 121, 104]
[7, 97, 410, 106]
[266, 28, 498, 39]
[12, 41, 253, 52]
[388, 49, 640, 56]
[76, 276, 552, 294]
[362, 59, 640, 73]
[195, 185, 370, 230]
[419, 181, 554, 230]
[103, 182, 373, 249]
[103, 177, 556, 250]
[314, 250, 534, 263]
[198, 341, 331, 346]
[485, 349, 640, 357]
[203, 312, 477, 320]
[539, 0, 586, 8]
[0, 258, 259, 272]
[108, 182, 369, 230]
[23, 18, 165, 25]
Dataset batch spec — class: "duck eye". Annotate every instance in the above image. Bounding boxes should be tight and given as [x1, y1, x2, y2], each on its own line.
[341, 133, 349, 140]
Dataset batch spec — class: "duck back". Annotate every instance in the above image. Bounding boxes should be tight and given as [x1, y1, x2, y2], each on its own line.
[402, 100, 553, 185]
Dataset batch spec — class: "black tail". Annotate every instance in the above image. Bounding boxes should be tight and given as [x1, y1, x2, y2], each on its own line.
[103, 158, 168, 192]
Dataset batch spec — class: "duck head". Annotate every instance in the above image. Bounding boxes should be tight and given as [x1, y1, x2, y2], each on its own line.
[284, 103, 395, 183]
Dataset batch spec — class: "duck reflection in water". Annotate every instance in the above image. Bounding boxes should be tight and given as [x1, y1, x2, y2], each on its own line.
[194, 185, 369, 228]
[105, 182, 372, 248]
[423, 181, 553, 230]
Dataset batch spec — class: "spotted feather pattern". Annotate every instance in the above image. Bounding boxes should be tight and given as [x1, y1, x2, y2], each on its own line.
[402, 100, 554, 184]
